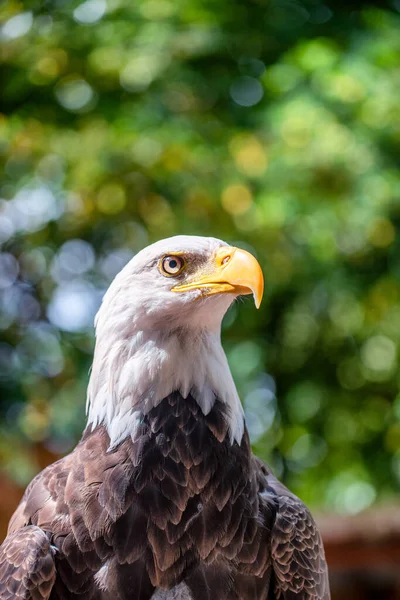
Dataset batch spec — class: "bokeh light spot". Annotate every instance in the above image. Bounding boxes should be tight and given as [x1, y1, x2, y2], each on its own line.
[120, 55, 168, 93]
[55, 79, 96, 112]
[230, 77, 264, 107]
[100, 249, 134, 282]
[368, 217, 396, 248]
[2, 12, 33, 39]
[73, 0, 107, 24]
[245, 386, 277, 442]
[96, 184, 126, 214]
[229, 134, 268, 177]
[221, 184, 253, 216]
[51, 240, 95, 283]
[47, 282, 101, 332]
[361, 335, 397, 381]
[341, 481, 376, 514]
[0, 254, 19, 289]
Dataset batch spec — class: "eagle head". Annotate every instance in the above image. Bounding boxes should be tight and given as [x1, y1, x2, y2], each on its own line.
[97, 235, 263, 332]
[87, 236, 264, 446]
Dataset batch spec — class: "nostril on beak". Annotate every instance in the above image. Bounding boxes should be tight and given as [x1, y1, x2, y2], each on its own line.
[216, 247, 235, 267]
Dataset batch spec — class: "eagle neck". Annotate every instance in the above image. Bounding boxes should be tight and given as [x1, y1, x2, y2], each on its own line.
[86, 325, 245, 449]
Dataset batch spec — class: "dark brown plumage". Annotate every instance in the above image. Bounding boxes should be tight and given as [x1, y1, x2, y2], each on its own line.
[0, 393, 329, 599]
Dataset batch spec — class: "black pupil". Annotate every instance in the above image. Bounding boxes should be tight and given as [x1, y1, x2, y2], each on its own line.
[169, 259, 178, 269]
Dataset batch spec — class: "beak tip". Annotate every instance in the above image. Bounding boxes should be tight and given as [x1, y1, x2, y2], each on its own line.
[254, 279, 264, 310]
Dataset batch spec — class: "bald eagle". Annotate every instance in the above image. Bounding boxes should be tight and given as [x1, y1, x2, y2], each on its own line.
[0, 236, 329, 600]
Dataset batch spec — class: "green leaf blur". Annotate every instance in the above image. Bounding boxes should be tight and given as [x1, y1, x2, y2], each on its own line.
[1, 0, 400, 514]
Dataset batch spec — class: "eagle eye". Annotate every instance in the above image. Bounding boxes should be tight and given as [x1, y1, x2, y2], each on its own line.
[160, 255, 185, 276]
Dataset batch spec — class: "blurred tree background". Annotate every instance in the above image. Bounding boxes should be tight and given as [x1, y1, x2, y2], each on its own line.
[1, 0, 400, 529]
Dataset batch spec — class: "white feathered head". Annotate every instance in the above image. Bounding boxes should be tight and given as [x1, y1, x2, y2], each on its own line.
[87, 235, 263, 447]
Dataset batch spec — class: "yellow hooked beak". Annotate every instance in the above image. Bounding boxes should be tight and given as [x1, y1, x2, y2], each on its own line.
[171, 246, 264, 308]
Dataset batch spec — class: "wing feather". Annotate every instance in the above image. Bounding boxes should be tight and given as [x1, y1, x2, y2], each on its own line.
[259, 469, 330, 600]
[0, 526, 56, 600]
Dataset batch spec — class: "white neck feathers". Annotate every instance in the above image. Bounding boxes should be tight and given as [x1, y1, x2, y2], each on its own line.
[86, 327, 244, 448]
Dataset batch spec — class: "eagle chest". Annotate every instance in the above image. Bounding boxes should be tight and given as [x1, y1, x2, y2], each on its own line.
[88, 393, 259, 588]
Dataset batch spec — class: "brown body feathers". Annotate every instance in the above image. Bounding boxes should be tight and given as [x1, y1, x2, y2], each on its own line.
[0, 393, 329, 599]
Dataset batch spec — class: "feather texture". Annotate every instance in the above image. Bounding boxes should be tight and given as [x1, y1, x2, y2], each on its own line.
[0, 394, 329, 599]
[0, 526, 56, 600]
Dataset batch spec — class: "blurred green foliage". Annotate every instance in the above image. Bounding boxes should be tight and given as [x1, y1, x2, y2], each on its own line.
[1, 0, 400, 513]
